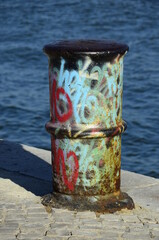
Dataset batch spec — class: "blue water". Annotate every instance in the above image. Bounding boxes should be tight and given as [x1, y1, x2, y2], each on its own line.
[0, 0, 159, 178]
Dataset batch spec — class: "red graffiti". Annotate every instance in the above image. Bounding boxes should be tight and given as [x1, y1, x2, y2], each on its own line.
[51, 139, 79, 191]
[51, 79, 73, 122]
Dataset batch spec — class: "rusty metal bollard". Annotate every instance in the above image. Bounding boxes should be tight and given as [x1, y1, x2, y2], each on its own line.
[42, 40, 134, 212]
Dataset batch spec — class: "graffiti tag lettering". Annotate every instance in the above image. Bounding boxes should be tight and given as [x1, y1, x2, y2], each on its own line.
[52, 139, 79, 191]
[51, 79, 73, 122]
[50, 57, 123, 127]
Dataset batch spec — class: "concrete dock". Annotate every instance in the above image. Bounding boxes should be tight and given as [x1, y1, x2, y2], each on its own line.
[0, 140, 159, 240]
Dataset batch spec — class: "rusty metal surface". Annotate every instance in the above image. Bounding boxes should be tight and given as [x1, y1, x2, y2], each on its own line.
[45, 120, 127, 139]
[47, 54, 124, 128]
[43, 40, 134, 212]
[42, 191, 134, 213]
[51, 136, 121, 195]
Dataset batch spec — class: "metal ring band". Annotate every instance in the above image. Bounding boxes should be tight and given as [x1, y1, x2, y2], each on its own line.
[45, 120, 127, 139]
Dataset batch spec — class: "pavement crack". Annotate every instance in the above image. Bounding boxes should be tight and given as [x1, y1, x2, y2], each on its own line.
[44, 222, 52, 236]
[44, 230, 48, 236]
[15, 227, 21, 239]
[67, 231, 73, 240]
[149, 230, 154, 239]
[137, 216, 144, 225]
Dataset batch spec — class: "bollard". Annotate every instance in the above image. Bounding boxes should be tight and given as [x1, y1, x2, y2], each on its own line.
[43, 40, 134, 213]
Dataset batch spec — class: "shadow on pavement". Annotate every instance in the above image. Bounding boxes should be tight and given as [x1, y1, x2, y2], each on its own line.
[0, 140, 52, 196]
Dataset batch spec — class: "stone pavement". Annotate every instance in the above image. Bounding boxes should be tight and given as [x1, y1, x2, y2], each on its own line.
[0, 140, 159, 240]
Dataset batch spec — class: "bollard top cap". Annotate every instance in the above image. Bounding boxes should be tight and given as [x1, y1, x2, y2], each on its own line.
[43, 40, 129, 58]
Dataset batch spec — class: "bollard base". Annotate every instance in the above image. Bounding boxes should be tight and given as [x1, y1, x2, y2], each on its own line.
[42, 191, 134, 213]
